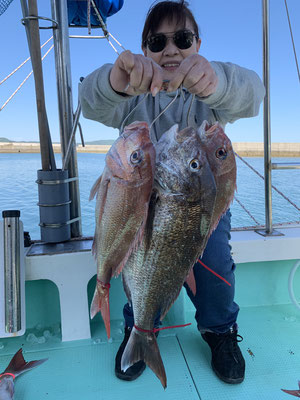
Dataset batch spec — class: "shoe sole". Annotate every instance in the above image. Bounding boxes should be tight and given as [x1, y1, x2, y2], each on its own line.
[115, 363, 146, 381]
[211, 362, 244, 384]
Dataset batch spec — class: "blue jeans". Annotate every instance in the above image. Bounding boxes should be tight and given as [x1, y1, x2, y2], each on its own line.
[123, 210, 239, 334]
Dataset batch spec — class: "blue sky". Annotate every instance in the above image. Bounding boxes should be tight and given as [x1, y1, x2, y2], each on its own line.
[0, 0, 299, 143]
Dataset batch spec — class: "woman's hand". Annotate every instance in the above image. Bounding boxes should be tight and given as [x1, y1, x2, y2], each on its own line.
[110, 50, 163, 96]
[167, 54, 218, 97]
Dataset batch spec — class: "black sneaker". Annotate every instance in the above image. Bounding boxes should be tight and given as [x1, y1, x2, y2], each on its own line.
[201, 327, 245, 384]
[115, 326, 146, 381]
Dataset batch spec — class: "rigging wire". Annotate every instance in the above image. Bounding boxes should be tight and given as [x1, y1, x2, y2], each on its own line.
[0, 36, 53, 86]
[90, 0, 126, 55]
[0, 43, 54, 111]
[234, 152, 300, 212]
[284, 0, 300, 84]
[234, 195, 260, 225]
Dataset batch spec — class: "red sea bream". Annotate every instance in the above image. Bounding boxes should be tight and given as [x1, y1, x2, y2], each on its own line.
[90, 121, 156, 338]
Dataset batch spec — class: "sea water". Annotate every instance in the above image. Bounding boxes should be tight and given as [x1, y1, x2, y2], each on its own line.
[0, 153, 299, 240]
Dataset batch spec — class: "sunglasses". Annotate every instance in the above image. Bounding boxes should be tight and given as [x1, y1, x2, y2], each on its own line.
[144, 29, 198, 53]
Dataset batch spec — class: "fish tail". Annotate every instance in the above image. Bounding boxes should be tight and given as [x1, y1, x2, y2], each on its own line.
[4, 348, 47, 378]
[90, 282, 111, 338]
[121, 327, 167, 388]
[281, 389, 300, 397]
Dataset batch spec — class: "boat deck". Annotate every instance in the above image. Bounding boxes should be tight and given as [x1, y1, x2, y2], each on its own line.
[0, 303, 299, 400]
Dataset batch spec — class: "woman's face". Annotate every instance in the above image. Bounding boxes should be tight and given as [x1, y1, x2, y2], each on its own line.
[143, 18, 201, 81]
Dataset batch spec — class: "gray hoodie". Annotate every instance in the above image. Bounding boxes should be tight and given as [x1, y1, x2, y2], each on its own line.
[80, 62, 265, 143]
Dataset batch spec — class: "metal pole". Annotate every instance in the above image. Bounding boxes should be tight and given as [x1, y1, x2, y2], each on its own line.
[51, 0, 82, 237]
[272, 162, 300, 170]
[262, 0, 273, 234]
[20, 0, 56, 171]
[2, 210, 21, 333]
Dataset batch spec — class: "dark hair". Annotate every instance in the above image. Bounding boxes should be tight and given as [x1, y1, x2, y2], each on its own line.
[142, 1, 199, 47]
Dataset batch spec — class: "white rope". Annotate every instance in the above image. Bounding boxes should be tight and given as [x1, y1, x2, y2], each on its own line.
[0, 36, 53, 86]
[0, 44, 54, 111]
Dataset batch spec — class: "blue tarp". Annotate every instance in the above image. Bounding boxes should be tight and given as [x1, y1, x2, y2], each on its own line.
[67, 0, 124, 26]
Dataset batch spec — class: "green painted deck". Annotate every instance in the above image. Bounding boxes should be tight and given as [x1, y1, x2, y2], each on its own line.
[1, 253, 300, 399]
[0, 303, 299, 400]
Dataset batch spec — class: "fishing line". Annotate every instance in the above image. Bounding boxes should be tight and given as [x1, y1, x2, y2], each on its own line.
[120, 92, 150, 132]
[149, 86, 182, 142]
[197, 259, 231, 286]
[120, 83, 183, 142]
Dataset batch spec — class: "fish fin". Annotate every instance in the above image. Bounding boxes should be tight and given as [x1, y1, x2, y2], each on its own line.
[121, 274, 132, 304]
[4, 348, 48, 377]
[113, 191, 154, 277]
[91, 172, 110, 258]
[113, 210, 146, 278]
[121, 327, 167, 388]
[89, 174, 103, 201]
[185, 268, 197, 296]
[281, 389, 300, 397]
[209, 189, 235, 236]
[90, 283, 111, 338]
[91, 238, 97, 257]
[145, 191, 158, 252]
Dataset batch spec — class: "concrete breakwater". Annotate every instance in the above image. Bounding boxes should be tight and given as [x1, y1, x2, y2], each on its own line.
[0, 141, 300, 157]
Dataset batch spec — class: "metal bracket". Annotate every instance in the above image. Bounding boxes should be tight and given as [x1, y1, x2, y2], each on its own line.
[255, 229, 285, 237]
[21, 15, 58, 30]
[39, 217, 81, 229]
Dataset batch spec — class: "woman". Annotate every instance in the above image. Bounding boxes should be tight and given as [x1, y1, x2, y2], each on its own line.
[80, 0, 265, 384]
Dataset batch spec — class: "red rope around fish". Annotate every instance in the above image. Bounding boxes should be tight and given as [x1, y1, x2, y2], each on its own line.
[0, 373, 16, 379]
[97, 279, 111, 289]
[134, 323, 191, 333]
[198, 259, 231, 286]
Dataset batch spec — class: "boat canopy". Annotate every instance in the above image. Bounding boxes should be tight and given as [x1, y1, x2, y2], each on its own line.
[67, 0, 124, 26]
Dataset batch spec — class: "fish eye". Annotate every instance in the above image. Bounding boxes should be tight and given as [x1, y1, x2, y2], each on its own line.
[130, 149, 142, 164]
[189, 158, 201, 170]
[215, 147, 227, 160]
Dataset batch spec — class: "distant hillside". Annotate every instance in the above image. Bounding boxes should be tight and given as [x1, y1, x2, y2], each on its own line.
[84, 139, 115, 145]
[0, 137, 13, 142]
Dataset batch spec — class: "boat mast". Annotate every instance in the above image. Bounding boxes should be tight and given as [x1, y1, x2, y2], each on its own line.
[50, 0, 82, 238]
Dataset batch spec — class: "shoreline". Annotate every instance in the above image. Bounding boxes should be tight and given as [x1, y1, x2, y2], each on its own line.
[0, 142, 300, 157]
